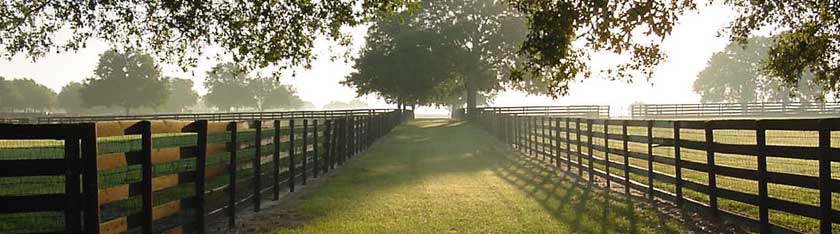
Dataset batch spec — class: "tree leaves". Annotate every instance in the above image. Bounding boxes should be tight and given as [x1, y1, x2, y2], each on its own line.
[80, 49, 170, 114]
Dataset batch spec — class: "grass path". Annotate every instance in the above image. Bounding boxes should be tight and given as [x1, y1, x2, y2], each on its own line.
[271, 119, 689, 234]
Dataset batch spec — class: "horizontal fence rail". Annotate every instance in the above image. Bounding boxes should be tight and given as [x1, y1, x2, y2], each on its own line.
[476, 109, 840, 234]
[475, 105, 610, 118]
[632, 102, 840, 119]
[35, 109, 401, 124]
[0, 109, 411, 234]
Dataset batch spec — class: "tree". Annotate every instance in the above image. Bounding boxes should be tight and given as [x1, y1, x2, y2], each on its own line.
[204, 63, 254, 111]
[0, 77, 23, 111]
[161, 78, 199, 112]
[343, 14, 455, 109]
[57, 82, 85, 113]
[249, 76, 305, 110]
[510, 1, 840, 98]
[0, 78, 56, 112]
[1, 1, 405, 71]
[693, 37, 825, 103]
[345, 0, 544, 113]
[80, 49, 171, 114]
[727, 1, 840, 98]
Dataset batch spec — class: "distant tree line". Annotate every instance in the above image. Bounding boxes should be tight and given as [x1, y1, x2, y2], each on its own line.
[1, 49, 310, 114]
[693, 36, 827, 103]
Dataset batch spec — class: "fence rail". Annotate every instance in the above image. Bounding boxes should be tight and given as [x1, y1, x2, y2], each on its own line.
[0, 109, 411, 234]
[475, 105, 610, 118]
[631, 102, 840, 119]
[35, 109, 401, 124]
[476, 109, 840, 234]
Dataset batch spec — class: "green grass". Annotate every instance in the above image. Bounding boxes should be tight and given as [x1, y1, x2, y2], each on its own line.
[524, 120, 840, 233]
[271, 119, 687, 234]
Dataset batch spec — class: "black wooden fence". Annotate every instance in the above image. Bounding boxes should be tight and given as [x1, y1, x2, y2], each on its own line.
[0, 109, 411, 234]
[476, 105, 610, 118]
[476, 109, 839, 234]
[36, 109, 399, 124]
[631, 102, 840, 119]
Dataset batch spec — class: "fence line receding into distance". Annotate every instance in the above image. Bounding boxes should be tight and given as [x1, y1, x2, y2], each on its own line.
[631, 102, 840, 119]
[477, 108, 840, 234]
[0, 109, 411, 234]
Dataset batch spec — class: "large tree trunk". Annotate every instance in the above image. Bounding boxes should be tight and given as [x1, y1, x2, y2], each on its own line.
[465, 76, 477, 119]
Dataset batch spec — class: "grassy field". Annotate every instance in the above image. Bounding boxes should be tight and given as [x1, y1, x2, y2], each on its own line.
[270, 119, 689, 234]
[525, 120, 840, 233]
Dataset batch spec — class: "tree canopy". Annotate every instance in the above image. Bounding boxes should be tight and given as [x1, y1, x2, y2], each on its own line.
[249, 76, 305, 110]
[694, 36, 825, 103]
[3, 1, 838, 98]
[204, 63, 255, 111]
[204, 62, 305, 111]
[0, 1, 405, 71]
[161, 78, 200, 112]
[80, 49, 170, 114]
[344, 0, 545, 112]
[0, 77, 56, 112]
[57, 82, 85, 113]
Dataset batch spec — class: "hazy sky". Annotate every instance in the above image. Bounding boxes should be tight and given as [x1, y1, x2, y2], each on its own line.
[0, 4, 736, 116]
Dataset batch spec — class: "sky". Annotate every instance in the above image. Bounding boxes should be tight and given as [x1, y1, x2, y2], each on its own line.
[0, 4, 736, 116]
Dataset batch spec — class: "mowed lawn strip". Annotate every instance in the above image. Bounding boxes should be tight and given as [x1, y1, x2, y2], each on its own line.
[272, 119, 687, 234]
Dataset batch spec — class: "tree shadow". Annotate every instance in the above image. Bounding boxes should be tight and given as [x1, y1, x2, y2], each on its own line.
[489, 146, 684, 234]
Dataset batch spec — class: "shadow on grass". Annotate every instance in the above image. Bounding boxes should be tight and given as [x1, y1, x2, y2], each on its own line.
[273, 119, 690, 233]
[489, 145, 684, 234]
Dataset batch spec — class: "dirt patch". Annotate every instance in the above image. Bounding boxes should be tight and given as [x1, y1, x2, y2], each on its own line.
[207, 171, 340, 234]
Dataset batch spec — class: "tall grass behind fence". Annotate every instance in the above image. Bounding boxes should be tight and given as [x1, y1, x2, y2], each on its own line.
[0, 109, 410, 234]
[477, 109, 840, 234]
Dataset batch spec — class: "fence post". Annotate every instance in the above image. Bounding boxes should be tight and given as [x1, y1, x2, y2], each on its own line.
[314, 119, 320, 178]
[705, 121, 718, 215]
[325, 120, 334, 171]
[554, 118, 561, 169]
[64, 133, 82, 234]
[818, 119, 832, 234]
[194, 120, 208, 234]
[673, 121, 683, 207]
[576, 119, 582, 176]
[227, 122, 237, 228]
[81, 123, 100, 234]
[528, 116, 534, 156]
[565, 118, 571, 172]
[273, 120, 281, 200]
[137, 121, 153, 234]
[288, 119, 296, 192]
[540, 115, 551, 160]
[622, 120, 630, 195]
[603, 119, 610, 188]
[647, 120, 654, 200]
[338, 118, 346, 166]
[302, 119, 308, 185]
[587, 119, 594, 182]
[253, 120, 262, 212]
[756, 120, 769, 233]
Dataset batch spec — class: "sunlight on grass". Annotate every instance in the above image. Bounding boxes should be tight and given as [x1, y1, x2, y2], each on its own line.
[271, 119, 687, 234]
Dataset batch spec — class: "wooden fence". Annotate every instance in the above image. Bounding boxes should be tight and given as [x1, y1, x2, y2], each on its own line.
[36, 109, 400, 124]
[475, 105, 610, 118]
[0, 109, 410, 234]
[631, 102, 840, 119]
[476, 109, 840, 234]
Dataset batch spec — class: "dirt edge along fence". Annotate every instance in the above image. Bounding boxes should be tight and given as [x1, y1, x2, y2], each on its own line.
[632, 102, 840, 119]
[0, 109, 411, 234]
[476, 107, 840, 234]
